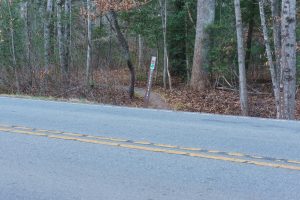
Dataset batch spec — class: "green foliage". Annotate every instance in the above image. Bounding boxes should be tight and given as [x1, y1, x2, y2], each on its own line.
[207, 0, 237, 78]
[0, 0, 25, 68]
[120, 1, 162, 48]
[207, 23, 237, 77]
[167, 0, 186, 76]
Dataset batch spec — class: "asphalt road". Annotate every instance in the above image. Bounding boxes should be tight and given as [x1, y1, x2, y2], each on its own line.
[0, 96, 300, 200]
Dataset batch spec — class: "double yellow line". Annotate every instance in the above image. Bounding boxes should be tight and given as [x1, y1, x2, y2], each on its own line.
[1, 124, 300, 171]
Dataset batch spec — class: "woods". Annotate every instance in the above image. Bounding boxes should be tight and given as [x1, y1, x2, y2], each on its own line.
[0, 0, 299, 119]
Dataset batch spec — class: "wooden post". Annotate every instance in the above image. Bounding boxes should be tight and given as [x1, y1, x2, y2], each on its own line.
[144, 56, 157, 107]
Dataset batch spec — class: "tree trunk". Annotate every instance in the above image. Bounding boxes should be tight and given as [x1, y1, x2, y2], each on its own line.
[280, 0, 297, 119]
[44, 0, 53, 71]
[56, 0, 68, 78]
[234, 0, 249, 116]
[21, 2, 33, 87]
[64, 0, 71, 70]
[138, 34, 143, 71]
[185, 15, 190, 83]
[271, 0, 281, 84]
[159, 0, 172, 90]
[86, 0, 92, 85]
[190, 0, 216, 91]
[6, 0, 20, 93]
[109, 10, 135, 99]
[259, 0, 281, 118]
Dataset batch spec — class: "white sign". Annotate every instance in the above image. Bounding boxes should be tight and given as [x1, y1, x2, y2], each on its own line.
[150, 56, 157, 70]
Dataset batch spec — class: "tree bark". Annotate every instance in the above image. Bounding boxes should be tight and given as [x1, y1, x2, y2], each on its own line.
[86, 0, 92, 85]
[109, 10, 135, 99]
[21, 2, 33, 87]
[44, 0, 53, 71]
[6, 0, 20, 93]
[190, 0, 216, 91]
[271, 0, 281, 84]
[138, 34, 143, 71]
[234, 0, 249, 116]
[259, 0, 281, 118]
[64, 0, 71, 70]
[158, 0, 172, 90]
[280, 0, 297, 119]
[56, 0, 68, 78]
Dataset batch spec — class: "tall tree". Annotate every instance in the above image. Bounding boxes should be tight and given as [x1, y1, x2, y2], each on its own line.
[259, 0, 280, 118]
[64, 0, 71, 70]
[86, 0, 92, 85]
[137, 34, 143, 71]
[44, 0, 53, 71]
[56, 0, 68, 78]
[6, 0, 20, 93]
[190, 0, 215, 91]
[158, 0, 172, 90]
[234, 0, 249, 116]
[280, 0, 297, 119]
[271, 0, 281, 84]
[109, 10, 136, 98]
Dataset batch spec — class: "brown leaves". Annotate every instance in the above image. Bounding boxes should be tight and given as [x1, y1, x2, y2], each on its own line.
[162, 86, 300, 119]
[95, 0, 150, 12]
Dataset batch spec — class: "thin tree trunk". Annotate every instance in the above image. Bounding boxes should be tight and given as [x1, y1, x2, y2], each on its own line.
[64, 0, 71, 70]
[190, 0, 215, 91]
[22, 2, 33, 87]
[6, 0, 20, 93]
[57, 0, 67, 78]
[109, 10, 135, 99]
[234, 0, 249, 116]
[44, 0, 53, 71]
[159, 0, 172, 90]
[185, 15, 190, 83]
[108, 24, 113, 68]
[86, 0, 92, 85]
[271, 0, 284, 119]
[280, 0, 297, 119]
[138, 34, 143, 71]
[271, 0, 281, 84]
[259, 0, 281, 118]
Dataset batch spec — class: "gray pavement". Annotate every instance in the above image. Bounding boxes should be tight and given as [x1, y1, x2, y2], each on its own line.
[0, 96, 300, 200]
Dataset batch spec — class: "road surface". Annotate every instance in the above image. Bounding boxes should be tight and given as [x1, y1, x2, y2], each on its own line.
[0, 96, 300, 200]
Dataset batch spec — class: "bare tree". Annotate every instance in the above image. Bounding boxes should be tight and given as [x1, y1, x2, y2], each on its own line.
[259, 0, 280, 117]
[6, 0, 20, 93]
[280, 0, 297, 119]
[234, 0, 249, 116]
[138, 34, 143, 71]
[86, 0, 92, 85]
[95, 0, 152, 98]
[64, 0, 71, 69]
[108, 10, 136, 98]
[44, 0, 53, 71]
[271, 0, 281, 84]
[21, 1, 33, 86]
[56, 0, 68, 78]
[158, 0, 172, 90]
[190, 0, 215, 91]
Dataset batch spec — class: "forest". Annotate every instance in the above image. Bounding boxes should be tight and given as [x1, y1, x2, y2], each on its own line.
[0, 0, 299, 119]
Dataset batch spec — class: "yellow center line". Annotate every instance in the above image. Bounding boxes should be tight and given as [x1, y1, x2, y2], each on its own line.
[227, 152, 245, 157]
[153, 143, 179, 148]
[1, 125, 300, 171]
[179, 147, 202, 151]
[288, 160, 300, 165]
[133, 141, 152, 145]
